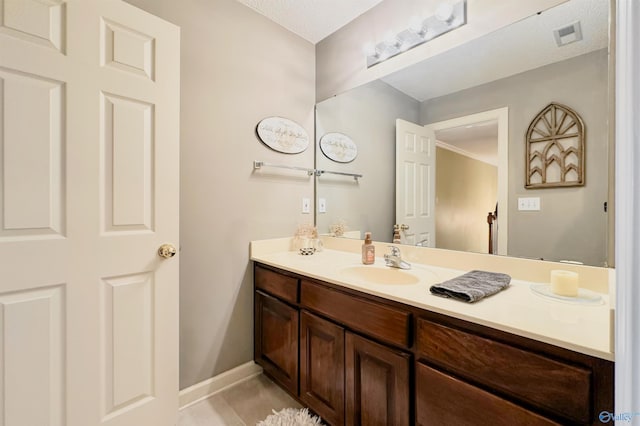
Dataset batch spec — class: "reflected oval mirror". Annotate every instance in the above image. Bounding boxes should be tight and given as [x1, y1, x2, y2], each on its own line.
[315, 0, 613, 267]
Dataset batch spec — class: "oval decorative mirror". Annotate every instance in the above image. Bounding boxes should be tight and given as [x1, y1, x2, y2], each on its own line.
[319, 132, 358, 163]
[256, 116, 309, 154]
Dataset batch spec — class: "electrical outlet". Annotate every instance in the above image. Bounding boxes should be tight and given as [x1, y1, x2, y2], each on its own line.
[302, 197, 311, 214]
[318, 198, 327, 213]
[518, 197, 541, 211]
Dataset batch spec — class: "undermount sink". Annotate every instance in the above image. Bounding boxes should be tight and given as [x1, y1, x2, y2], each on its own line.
[339, 265, 426, 285]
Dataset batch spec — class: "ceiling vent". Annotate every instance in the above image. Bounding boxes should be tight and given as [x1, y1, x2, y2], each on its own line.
[553, 21, 583, 47]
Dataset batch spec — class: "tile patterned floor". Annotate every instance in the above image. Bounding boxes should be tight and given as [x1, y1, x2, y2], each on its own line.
[178, 374, 302, 426]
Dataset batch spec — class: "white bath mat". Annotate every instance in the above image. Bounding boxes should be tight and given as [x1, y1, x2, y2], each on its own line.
[256, 407, 324, 426]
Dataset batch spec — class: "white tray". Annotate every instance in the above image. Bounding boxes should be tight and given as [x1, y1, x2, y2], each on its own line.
[530, 284, 604, 306]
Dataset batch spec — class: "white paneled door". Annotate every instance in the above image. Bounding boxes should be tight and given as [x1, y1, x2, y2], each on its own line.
[0, 1, 180, 425]
[395, 119, 436, 247]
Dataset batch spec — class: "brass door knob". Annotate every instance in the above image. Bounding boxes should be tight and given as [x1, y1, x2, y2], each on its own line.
[400, 224, 410, 231]
[158, 243, 177, 259]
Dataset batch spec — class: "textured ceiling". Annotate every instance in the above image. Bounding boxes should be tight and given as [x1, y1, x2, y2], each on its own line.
[233, 0, 384, 43]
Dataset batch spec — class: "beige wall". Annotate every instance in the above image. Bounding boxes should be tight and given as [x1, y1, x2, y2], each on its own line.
[315, 80, 419, 241]
[316, 0, 567, 101]
[422, 49, 609, 266]
[435, 147, 498, 253]
[124, 0, 315, 389]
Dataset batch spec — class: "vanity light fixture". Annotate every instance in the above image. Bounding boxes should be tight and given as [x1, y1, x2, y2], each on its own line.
[365, 0, 466, 68]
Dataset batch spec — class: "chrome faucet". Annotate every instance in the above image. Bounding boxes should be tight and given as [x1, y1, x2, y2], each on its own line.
[384, 246, 411, 270]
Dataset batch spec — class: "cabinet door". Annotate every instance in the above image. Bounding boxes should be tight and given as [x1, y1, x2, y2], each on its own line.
[345, 332, 411, 426]
[255, 291, 299, 395]
[416, 362, 560, 426]
[300, 310, 345, 425]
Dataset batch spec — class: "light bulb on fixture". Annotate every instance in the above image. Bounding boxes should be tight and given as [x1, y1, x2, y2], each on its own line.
[384, 30, 401, 47]
[435, 2, 454, 23]
[409, 16, 428, 36]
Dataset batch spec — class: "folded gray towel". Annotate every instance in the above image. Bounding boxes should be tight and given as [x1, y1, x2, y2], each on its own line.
[430, 270, 511, 303]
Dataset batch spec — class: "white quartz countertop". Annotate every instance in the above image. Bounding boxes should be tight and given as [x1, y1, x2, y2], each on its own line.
[251, 247, 614, 361]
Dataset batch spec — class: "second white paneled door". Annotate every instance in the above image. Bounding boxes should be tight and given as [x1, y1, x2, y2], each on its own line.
[395, 119, 436, 247]
[0, 1, 180, 425]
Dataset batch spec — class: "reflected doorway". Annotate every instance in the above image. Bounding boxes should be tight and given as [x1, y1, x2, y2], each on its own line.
[424, 107, 509, 255]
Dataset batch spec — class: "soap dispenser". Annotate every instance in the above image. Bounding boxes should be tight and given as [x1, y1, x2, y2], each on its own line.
[362, 232, 375, 265]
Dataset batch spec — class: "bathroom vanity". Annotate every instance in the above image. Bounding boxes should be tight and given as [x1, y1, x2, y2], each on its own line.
[252, 238, 614, 425]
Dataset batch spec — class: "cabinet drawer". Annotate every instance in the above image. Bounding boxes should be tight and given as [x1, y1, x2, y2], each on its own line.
[301, 280, 411, 348]
[416, 319, 591, 424]
[416, 362, 560, 426]
[255, 265, 299, 304]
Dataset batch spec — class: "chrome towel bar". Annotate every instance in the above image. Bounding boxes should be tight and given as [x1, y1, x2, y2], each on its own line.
[253, 160, 362, 181]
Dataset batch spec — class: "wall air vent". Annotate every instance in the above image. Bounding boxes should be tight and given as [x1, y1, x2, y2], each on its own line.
[553, 21, 583, 47]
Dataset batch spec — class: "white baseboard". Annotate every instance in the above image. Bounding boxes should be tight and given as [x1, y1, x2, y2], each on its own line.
[178, 361, 263, 410]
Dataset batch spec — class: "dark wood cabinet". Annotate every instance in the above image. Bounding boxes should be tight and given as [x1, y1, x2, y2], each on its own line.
[256, 264, 299, 303]
[417, 318, 592, 423]
[300, 310, 345, 426]
[345, 332, 411, 426]
[297, 311, 412, 426]
[301, 280, 411, 348]
[254, 291, 299, 395]
[416, 362, 560, 426]
[254, 263, 614, 426]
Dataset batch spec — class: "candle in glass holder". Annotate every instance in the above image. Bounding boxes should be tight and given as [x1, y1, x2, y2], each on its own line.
[550, 270, 579, 296]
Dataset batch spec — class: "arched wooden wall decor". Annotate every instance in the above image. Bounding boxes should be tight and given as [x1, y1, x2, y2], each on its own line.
[526, 102, 585, 188]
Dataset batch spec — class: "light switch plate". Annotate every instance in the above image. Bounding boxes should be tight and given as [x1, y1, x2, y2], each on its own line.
[318, 198, 327, 213]
[302, 197, 311, 214]
[518, 197, 541, 211]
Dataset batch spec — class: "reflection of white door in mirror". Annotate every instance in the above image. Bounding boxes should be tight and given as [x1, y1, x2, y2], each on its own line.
[395, 119, 436, 246]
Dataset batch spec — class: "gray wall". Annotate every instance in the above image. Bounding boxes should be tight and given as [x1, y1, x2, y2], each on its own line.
[421, 49, 609, 265]
[316, 81, 419, 241]
[124, 0, 315, 389]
